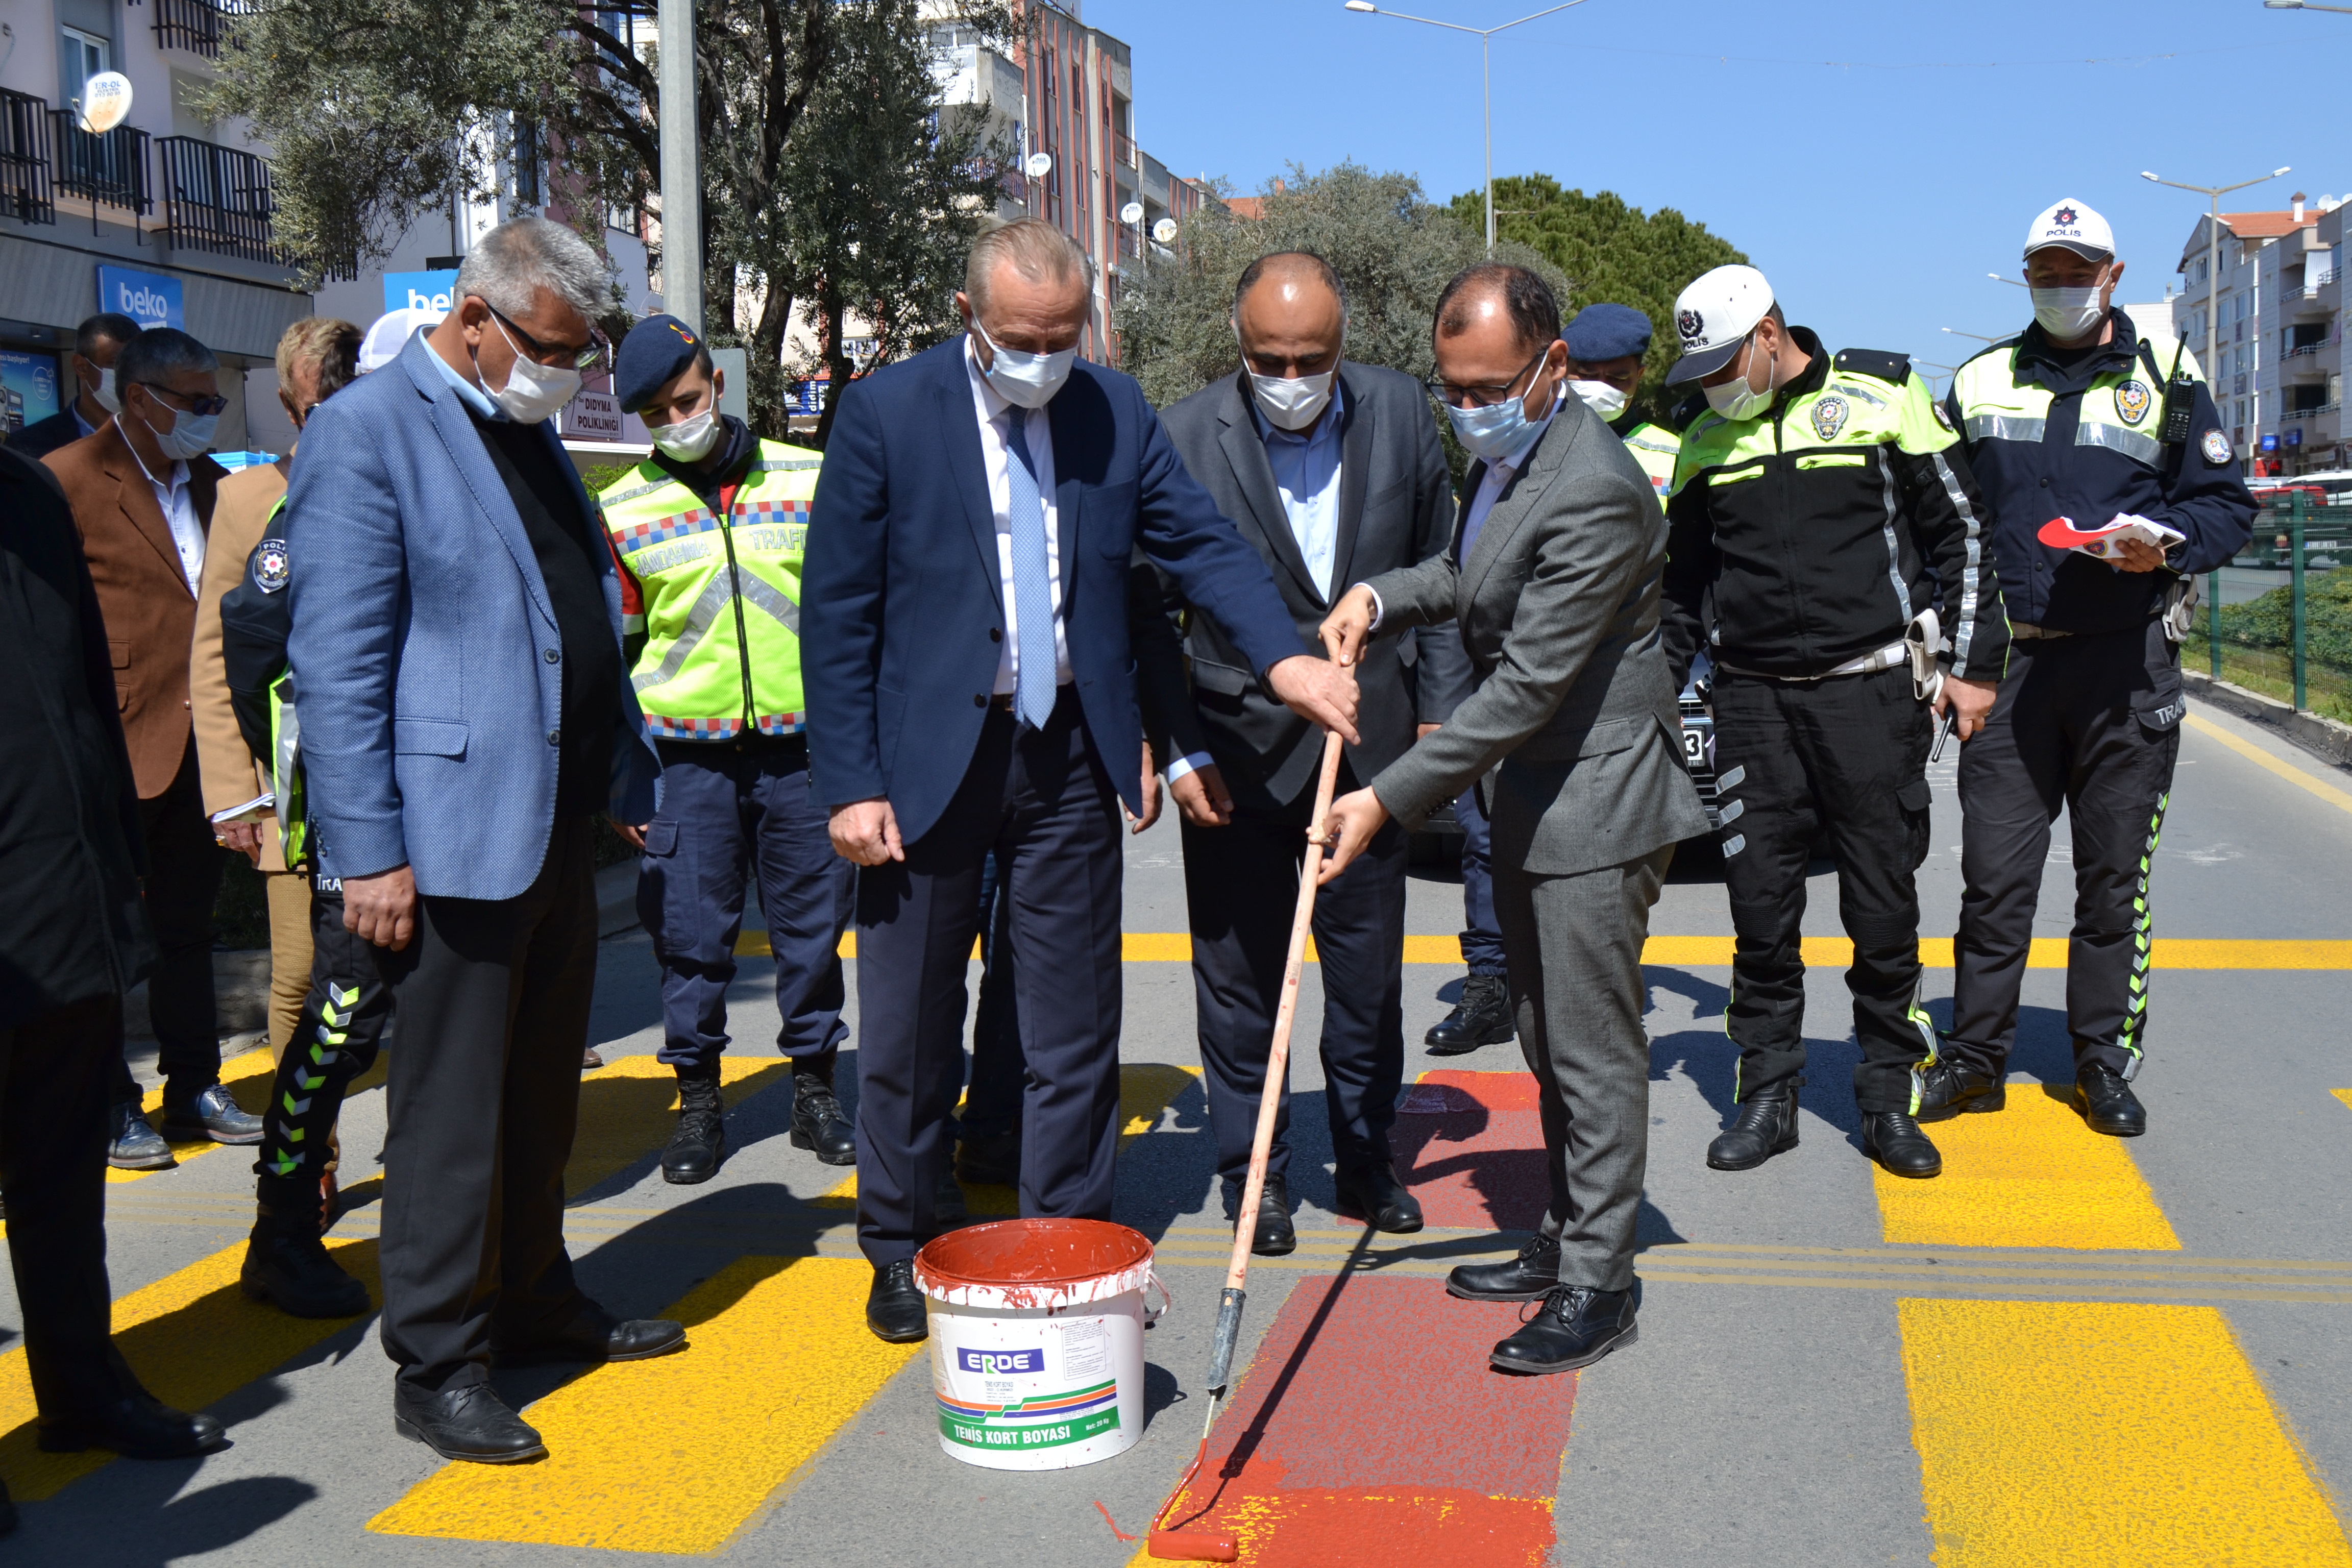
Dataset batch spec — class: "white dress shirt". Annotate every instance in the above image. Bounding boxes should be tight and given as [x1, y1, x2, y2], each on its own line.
[122, 425, 205, 596]
[964, 336, 1072, 694]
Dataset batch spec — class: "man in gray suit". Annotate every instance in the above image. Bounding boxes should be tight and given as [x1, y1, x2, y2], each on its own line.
[1320, 263, 1706, 1376]
[1147, 252, 1471, 1254]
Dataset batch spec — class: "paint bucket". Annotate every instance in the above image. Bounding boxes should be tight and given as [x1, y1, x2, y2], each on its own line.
[914, 1218, 1167, 1471]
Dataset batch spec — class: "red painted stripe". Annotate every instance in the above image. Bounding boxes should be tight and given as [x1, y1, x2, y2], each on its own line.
[1156, 1275, 1575, 1565]
[1388, 1070, 1548, 1232]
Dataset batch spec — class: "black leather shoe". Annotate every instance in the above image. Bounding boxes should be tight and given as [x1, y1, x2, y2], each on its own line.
[393, 1383, 544, 1464]
[1335, 1160, 1423, 1233]
[241, 1179, 369, 1318]
[1489, 1286, 1637, 1375]
[1447, 1233, 1560, 1302]
[1240, 1175, 1295, 1257]
[582, 1047, 604, 1070]
[37, 1395, 227, 1459]
[496, 1309, 687, 1365]
[662, 1074, 726, 1184]
[955, 1130, 1021, 1185]
[867, 1259, 927, 1343]
[790, 1073, 857, 1166]
[1707, 1088, 1800, 1171]
[1915, 1062, 2005, 1122]
[107, 1100, 175, 1170]
[1862, 1111, 1942, 1178]
[2074, 1065, 2147, 1137]
[1426, 974, 1513, 1054]
[160, 1082, 263, 1145]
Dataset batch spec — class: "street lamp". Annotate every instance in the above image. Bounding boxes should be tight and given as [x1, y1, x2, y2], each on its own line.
[1344, 1, 1591, 255]
[1941, 327, 2002, 343]
[2143, 165, 2291, 397]
[2265, 2, 2352, 12]
[1987, 272, 2028, 288]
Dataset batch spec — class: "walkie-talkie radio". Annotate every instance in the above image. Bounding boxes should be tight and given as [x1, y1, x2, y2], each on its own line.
[2158, 337, 2196, 447]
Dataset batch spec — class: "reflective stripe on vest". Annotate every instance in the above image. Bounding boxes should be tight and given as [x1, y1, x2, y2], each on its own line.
[1620, 421, 1681, 499]
[599, 439, 822, 739]
[1952, 338, 2203, 474]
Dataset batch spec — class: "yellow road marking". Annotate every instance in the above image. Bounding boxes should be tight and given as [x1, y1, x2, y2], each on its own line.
[1875, 1087, 2179, 1251]
[370, 1256, 916, 1553]
[2186, 710, 2352, 816]
[568, 1054, 791, 1197]
[1900, 1299, 2352, 1566]
[106, 1045, 280, 1185]
[2334, 1089, 2352, 1115]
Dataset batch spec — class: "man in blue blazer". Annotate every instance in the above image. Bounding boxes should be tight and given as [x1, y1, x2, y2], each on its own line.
[804, 219, 1360, 1341]
[286, 218, 682, 1463]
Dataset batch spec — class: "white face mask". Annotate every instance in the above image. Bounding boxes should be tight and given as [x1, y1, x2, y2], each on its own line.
[650, 406, 721, 462]
[87, 364, 121, 414]
[972, 318, 1076, 409]
[1445, 370, 1558, 464]
[1704, 334, 1778, 421]
[484, 314, 583, 424]
[1241, 347, 1339, 432]
[1571, 378, 1628, 420]
[139, 407, 218, 462]
[2031, 284, 2107, 340]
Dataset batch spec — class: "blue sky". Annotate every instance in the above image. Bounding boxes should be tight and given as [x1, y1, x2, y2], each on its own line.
[1086, 0, 2350, 378]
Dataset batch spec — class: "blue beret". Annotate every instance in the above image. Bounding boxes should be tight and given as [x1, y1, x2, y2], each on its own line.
[1564, 304, 1654, 364]
[614, 314, 708, 413]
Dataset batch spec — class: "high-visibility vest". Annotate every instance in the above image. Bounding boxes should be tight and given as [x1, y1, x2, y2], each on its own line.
[1617, 419, 1681, 499]
[1949, 333, 2201, 473]
[598, 439, 823, 739]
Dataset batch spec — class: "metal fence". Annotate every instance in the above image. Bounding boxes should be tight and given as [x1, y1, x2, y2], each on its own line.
[158, 134, 284, 262]
[48, 114, 150, 217]
[2192, 492, 2352, 722]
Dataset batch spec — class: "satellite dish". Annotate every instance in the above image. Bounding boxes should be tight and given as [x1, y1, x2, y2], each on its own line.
[1023, 152, 1053, 179]
[1120, 201, 1144, 226]
[78, 72, 132, 135]
[1152, 218, 1179, 244]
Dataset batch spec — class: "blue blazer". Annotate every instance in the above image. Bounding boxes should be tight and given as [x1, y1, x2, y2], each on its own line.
[804, 337, 1308, 845]
[285, 334, 660, 899]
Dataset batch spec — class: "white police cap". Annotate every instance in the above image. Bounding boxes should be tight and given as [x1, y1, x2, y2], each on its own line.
[1665, 264, 1775, 386]
[2024, 199, 2114, 261]
[358, 306, 443, 374]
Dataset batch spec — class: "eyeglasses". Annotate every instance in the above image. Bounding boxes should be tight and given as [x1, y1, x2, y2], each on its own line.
[1425, 345, 1549, 410]
[139, 383, 230, 418]
[481, 299, 608, 373]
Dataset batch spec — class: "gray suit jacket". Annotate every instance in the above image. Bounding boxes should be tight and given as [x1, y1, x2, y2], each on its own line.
[1362, 391, 1708, 876]
[1146, 363, 1472, 811]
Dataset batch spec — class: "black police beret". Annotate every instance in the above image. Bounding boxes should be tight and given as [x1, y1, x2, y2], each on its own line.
[1564, 303, 1654, 364]
[614, 314, 708, 413]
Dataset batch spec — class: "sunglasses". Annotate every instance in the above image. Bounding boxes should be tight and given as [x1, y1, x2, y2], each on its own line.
[138, 383, 230, 418]
[482, 299, 609, 373]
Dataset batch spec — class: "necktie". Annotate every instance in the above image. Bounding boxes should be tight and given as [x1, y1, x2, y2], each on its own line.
[1002, 412, 1058, 730]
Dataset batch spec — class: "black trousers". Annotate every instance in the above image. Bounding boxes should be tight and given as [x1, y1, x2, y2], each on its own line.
[1951, 621, 2183, 1080]
[254, 879, 394, 1183]
[114, 739, 224, 1103]
[376, 815, 601, 1395]
[1454, 784, 1506, 976]
[852, 692, 1124, 1266]
[3, 996, 142, 1418]
[1712, 665, 1936, 1113]
[1182, 765, 1407, 1195]
[958, 852, 1024, 1144]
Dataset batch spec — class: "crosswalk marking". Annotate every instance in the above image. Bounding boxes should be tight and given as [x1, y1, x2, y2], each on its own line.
[368, 1256, 916, 1553]
[2333, 1089, 2352, 1114]
[1873, 1086, 2179, 1251]
[1900, 1299, 2352, 1565]
[106, 1045, 280, 1185]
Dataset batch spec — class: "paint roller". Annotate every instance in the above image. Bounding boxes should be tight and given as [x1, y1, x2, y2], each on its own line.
[1146, 729, 1345, 1563]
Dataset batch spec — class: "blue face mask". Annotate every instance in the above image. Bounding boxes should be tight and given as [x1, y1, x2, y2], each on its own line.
[1446, 378, 1556, 464]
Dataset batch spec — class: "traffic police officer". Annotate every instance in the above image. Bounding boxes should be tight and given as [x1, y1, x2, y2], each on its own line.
[1931, 200, 2256, 1136]
[601, 317, 856, 1183]
[1564, 303, 1682, 500]
[1660, 265, 2010, 1179]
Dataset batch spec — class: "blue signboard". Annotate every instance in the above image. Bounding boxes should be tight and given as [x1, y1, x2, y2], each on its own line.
[97, 265, 184, 331]
[0, 348, 61, 437]
[383, 270, 460, 316]
[2286, 427, 2304, 449]
[2261, 433, 2280, 453]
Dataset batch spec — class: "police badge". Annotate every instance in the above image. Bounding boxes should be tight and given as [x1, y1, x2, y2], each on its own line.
[1810, 394, 1849, 442]
[2200, 428, 2233, 467]
[1932, 399, 1954, 432]
[1678, 307, 1704, 346]
[252, 539, 290, 594]
[2116, 379, 2152, 426]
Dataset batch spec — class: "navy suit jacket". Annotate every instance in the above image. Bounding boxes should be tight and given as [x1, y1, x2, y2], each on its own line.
[804, 337, 1310, 845]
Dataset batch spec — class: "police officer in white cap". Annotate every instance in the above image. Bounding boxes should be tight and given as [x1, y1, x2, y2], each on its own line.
[1932, 201, 2256, 1137]
[1660, 265, 2008, 1179]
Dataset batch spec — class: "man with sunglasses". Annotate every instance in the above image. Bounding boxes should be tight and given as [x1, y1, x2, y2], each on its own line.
[285, 216, 677, 1463]
[42, 327, 264, 1169]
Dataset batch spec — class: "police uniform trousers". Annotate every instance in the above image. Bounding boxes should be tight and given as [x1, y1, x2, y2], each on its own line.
[638, 736, 855, 1075]
[1950, 619, 2182, 1080]
[1181, 759, 1408, 1203]
[252, 875, 395, 1188]
[852, 690, 1123, 1266]
[1711, 665, 1936, 1112]
[1453, 783, 1507, 978]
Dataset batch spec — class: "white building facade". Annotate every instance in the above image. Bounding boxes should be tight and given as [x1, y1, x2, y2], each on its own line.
[2170, 193, 2342, 477]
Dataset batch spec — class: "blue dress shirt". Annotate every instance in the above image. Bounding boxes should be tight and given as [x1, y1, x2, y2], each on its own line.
[1251, 378, 1347, 601]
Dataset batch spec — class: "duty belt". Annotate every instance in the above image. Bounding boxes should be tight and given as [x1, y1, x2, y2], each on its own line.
[1717, 639, 1910, 683]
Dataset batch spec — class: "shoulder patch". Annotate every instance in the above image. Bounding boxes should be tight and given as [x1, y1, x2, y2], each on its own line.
[2201, 428, 2233, 467]
[1832, 347, 1912, 386]
[1933, 400, 1954, 431]
[251, 538, 290, 595]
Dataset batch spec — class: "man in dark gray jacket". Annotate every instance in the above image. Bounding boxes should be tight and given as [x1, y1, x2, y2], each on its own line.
[1148, 252, 1472, 1254]
[1320, 264, 1706, 1377]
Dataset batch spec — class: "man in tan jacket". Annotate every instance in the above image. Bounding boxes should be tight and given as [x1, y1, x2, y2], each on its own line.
[44, 328, 265, 1168]
[191, 318, 362, 1059]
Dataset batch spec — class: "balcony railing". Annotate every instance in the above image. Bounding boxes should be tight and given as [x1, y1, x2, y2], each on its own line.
[2316, 268, 2340, 290]
[1112, 131, 1136, 168]
[2283, 402, 2339, 423]
[154, 0, 252, 59]
[49, 113, 151, 216]
[2283, 342, 2326, 361]
[158, 135, 284, 262]
[0, 89, 54, 225]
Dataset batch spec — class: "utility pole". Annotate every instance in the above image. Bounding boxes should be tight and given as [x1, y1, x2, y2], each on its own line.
[2143, 165, 2290, 423]
[659, 0, 703, 330]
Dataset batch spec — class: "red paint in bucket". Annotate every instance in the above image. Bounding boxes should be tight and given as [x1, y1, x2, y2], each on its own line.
[916, 1218, 1153, 1309]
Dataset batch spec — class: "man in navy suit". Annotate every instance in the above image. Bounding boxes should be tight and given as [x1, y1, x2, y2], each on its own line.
[804, 219, 1360, 1341]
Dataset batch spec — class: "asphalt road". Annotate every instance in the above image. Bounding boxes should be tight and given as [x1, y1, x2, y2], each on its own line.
[6, 693, 2349, 1567]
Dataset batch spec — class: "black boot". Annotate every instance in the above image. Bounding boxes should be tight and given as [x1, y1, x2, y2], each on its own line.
[1862, 1111, 1942, 1178]
[1426, 974, 1513, 1054]
[240, 1176, 370, 1318]
[1915, 1061, 2004, 1122]
[1447, 1233, 1560, 1302]
[662, 1071, 726, 1185]
[790, 1063, 856, 1166]
[2073, 1064, 2147, 1137]
[1489, 1286, 1637, 1375]
[1707, 1087, 1800, 1171]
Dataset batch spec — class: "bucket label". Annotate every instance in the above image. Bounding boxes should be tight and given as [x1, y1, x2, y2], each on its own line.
[938, 1378, 1121, 1451]
[957, 1347, 1044, 1376]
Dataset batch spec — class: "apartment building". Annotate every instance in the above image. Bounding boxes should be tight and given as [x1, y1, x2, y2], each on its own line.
[2170, 192, 2343, 477]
